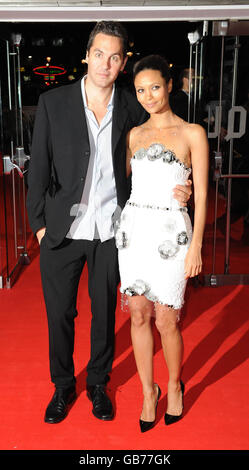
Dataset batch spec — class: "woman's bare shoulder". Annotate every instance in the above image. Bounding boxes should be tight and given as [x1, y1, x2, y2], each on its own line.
[127, 124, 146, 148]
[130, 124, 146, 137]
[182, 122, 207, 137]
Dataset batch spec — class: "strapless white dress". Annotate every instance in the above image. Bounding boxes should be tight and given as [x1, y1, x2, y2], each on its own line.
[116, 143, 192, 313]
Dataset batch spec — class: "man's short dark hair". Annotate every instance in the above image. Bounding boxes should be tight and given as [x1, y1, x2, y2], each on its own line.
[87, 21, 128, 58]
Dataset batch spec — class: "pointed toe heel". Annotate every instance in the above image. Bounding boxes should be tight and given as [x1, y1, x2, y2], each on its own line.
[164, 381, 184, 426]
[139, 418, 155, 433]
[139, 384, 161, 433]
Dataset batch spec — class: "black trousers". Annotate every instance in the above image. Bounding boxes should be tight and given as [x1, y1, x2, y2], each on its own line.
[40, 236, 120, 388]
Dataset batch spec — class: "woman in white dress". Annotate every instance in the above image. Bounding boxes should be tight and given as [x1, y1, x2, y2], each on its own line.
[116, 55, 209, 432]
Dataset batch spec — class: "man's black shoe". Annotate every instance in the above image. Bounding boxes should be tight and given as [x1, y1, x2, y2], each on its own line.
[44, 386, 76, 424]
[87, 384, 114, 421]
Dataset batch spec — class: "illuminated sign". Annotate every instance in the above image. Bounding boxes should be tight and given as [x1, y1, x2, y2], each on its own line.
[45, 75, 55, 80]
[33, 65, 66, 76]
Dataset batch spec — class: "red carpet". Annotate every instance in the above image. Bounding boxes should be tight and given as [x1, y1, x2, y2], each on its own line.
[0, 189, 249, 451]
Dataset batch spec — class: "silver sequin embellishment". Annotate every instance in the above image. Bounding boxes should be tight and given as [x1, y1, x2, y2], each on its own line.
[124, 287, 136, 296]
[132, 143, 191, 172]
[134, 148, 146, 160]
[147, 143, 165, 161]
[124, 279, 149, 296]
[177, 231, 188, 245]
[158, 240, 179, 259]
[121, 285, 176, 309]
[133, 280, 149, 295]
[115, 230, 128, 249]
[126, 201, 187, 212]
[162, 150, 175, 164]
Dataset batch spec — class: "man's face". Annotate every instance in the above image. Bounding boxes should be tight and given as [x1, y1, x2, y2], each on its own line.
[86, 33, 127, 89]
[185, 69, 194, 92]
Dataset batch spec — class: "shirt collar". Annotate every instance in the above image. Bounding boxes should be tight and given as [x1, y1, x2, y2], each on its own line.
[81, 74, 115, 110]
[181, 89, 189, 96]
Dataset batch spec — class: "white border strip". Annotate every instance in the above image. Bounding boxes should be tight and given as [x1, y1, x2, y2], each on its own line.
[0, 5, 249, 22]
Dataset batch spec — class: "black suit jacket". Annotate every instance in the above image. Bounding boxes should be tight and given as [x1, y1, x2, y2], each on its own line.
[169, 89, 189, 122]
[26, 78, 147, 248]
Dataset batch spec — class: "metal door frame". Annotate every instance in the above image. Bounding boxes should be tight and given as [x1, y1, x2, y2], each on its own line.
[0, 36, 30, 288]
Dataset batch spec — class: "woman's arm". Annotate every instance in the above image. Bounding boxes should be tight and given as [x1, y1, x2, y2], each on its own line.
[184, 124, 209, 278]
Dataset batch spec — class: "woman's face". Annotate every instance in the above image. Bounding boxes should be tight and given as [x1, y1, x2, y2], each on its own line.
[134, 69, 172, 114]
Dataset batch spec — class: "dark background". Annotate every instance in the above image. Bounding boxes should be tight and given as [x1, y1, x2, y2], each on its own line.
[1, 21, 248, 107]
[0, 21, 202, 104]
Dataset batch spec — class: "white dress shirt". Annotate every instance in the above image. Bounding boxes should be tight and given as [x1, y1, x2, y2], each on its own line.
[66, 75, 117, 242]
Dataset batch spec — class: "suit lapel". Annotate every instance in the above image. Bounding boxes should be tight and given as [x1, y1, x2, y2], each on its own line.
[67, 78, 90, 152]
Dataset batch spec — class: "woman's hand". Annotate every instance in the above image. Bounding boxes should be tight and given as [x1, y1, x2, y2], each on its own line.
[184, 243, 202, 279]
[173, 180, 192, 207]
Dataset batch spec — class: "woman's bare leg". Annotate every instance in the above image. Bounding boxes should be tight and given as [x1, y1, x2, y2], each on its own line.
[128, 296, 159, 421]
[154, 304, 183, 415]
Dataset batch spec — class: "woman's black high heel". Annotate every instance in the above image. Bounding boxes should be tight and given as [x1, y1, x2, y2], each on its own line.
[139, 384, 161, 433]
[164, 380, 184, 426]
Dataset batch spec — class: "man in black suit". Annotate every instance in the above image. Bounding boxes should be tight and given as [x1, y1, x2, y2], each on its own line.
[170, 67, 194, 122]
[27, 21, 192, 424]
